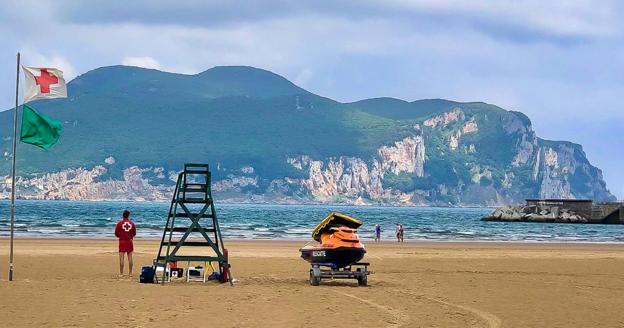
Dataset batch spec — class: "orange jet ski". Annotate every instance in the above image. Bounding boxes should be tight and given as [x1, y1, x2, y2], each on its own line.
[300, 212, 366, 269]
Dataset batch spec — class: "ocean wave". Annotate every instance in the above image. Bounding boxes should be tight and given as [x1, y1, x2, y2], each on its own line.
[0, 201, 621, 242]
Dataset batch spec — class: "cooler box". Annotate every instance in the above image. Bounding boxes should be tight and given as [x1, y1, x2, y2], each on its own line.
[155, 266, 170, 277]
[154, 266, 172, 282]
[140, 266, 155, 284]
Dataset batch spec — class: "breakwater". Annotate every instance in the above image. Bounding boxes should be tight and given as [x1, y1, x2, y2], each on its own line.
[483, 199, 624, 224]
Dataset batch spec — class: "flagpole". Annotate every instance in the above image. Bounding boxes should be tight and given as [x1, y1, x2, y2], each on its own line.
[8, 52, 20, 281]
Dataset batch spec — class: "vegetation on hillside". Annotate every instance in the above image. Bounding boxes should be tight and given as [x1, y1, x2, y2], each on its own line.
[0, 65, 613, 203]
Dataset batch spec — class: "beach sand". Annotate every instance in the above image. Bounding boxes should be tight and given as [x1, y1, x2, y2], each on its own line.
[1, 239, 624, 327]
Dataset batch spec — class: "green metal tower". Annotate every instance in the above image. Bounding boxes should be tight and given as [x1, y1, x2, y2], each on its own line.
[154, 163, 232, 285]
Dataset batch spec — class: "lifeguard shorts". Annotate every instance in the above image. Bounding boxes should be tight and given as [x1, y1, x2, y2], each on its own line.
[118, 239, 134, 253]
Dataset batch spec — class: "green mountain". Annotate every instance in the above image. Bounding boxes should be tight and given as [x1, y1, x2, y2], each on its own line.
[0, 66, 615, 205]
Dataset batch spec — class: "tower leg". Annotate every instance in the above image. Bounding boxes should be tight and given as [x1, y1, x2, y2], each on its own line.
[220, 248, 230, 284]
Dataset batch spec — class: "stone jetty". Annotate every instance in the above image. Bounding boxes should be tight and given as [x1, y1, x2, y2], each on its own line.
[483, 199, 624, 224]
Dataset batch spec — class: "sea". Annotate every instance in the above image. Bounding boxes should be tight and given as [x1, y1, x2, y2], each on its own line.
[0, 200, 622, 243]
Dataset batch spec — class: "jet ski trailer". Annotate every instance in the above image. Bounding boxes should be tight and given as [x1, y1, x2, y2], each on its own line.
[309, 261, 370, 286]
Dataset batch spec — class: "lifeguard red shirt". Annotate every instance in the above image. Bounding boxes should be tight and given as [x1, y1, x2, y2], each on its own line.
[115, 218, 136, 240]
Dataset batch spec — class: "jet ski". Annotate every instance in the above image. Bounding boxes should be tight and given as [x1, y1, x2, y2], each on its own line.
[300, 212, 366, 269]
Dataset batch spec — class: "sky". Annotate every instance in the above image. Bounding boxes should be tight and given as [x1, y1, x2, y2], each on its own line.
[0, 0, 622, 198]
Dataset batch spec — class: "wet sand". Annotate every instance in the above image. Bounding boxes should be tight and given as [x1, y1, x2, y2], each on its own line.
[1, 239, 624, 327]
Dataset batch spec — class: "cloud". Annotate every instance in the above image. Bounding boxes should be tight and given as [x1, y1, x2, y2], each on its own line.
[374, 0, 620, 40]
[0, 0, 623, 196]
[2, 0, 619, 48]
[18, 47, 77, 80]
[294, 68, 314, 87]
[42, 0, 623, 44]
[121, 56, 162, 69]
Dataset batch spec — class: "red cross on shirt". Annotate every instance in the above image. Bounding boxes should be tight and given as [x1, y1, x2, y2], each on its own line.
[34, 69, 58, 94]
[122, 221, 132, 232]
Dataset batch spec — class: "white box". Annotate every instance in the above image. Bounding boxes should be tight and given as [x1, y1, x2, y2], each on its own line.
[155, 266, 171, 282]
[187, 266, 206, 282]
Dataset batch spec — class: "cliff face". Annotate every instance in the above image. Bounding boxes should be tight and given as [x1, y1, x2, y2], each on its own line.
[288, 132, 425, 203]
[378, 135, 425, 177]
[2, 106, 613, 205]
[0, 66, 614, 205]
[264, 106, 610, 205]
[532, 142, 612, 201]
[0, 165, 173, 201]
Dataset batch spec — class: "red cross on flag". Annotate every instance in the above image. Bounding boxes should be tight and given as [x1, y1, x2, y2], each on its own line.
[22, 66, 67, 103]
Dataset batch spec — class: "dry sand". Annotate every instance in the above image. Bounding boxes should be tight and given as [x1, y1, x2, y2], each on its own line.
[1, 239, 624, 327]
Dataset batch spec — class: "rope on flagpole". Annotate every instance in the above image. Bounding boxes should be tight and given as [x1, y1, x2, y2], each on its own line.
[8, 52, 20, 282]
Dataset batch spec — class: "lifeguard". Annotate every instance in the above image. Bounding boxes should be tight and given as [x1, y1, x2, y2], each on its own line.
[115, 210, 136, 276]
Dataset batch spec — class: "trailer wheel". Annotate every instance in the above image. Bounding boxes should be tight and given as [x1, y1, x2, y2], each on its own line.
[357, 273, 367, 286]
[309, 268, 321, 286]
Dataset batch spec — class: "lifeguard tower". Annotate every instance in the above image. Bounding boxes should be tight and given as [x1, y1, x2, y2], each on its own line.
[153, 163, 232, 285]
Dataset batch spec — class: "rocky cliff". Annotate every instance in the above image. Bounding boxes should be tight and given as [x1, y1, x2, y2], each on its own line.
[2, 105, 613, 205]
[0, 165, 172, 201]
[0, 66, 614, 205]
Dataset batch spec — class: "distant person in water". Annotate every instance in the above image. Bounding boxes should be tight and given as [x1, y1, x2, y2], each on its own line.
[115, 210, 136, 276]
[396, 224, 404, 242]
[374, 224, 381, 242]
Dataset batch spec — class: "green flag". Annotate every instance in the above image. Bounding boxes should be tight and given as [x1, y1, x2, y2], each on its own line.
[20, 104, 63, 150]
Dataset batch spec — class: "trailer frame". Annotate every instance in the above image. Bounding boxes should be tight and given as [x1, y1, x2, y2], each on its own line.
[309, 262, 370, 286]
